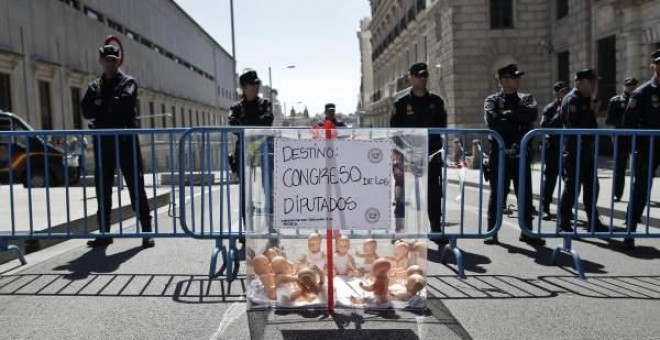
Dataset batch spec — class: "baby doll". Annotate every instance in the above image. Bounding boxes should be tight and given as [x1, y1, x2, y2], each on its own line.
[406, 264, 425, 277]
[389, 273, 426, 301]
[408, 240, 428, 268]
[334, 235, 356, 276]
[355, 239, 379, 275]
[386, 241, 410, 282]
[270, 255, 299, 286]
[251, 254, 276, 300]
[351, 258, 392, 305]
[263, 247, 282, 262]
[290, 264, 325, 303]
[299, 233, 326, 270]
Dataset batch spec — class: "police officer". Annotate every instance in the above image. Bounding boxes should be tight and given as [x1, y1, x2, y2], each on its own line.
[81, 44, 154, 248]
[606, 77, 639, 202]
[483, 64, 543, 245]
[539, 81, 569, 220]
[229, 70, 274, 240]
[558, 69, 607, 233]
[317, 103, 346, 127]
[390, 62, 447, 248]
[622, 50, 660, 250]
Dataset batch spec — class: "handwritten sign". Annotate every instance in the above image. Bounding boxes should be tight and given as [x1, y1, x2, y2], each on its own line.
[274, 138, 392, 230]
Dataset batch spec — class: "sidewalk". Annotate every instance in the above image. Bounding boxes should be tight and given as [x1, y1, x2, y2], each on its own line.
[445, 164, 660, 225]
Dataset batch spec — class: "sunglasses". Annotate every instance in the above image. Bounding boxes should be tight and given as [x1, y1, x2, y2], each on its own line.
[412, 73, 429, 79]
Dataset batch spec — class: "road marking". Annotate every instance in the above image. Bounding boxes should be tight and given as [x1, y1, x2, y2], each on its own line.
[209, 302, 245, 340]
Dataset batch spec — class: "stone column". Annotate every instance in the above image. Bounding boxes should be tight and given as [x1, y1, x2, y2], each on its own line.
[622, 3, 643, 78]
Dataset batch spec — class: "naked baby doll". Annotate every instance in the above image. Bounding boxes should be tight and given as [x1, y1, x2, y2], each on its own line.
[386, 241, 410, 282]
[290, 264, 325, 303]
[270, 256, 299, 286]
[299, 233, 326, 270]
[355, 238, 379, 276]
[351, 258, 392, 305]
[334, 235, 356, 276]
[389, 273, 426, 301]
[251, 254, 276, 300]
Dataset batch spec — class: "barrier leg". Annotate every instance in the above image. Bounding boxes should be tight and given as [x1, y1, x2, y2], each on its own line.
[209, 238, 227, 279]
[439, 237, 466, 279]
[0, 239, 26, 265]
[550, 237, 585, 280]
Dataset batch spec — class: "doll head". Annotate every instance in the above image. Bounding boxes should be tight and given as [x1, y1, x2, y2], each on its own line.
[406, 265, 425, 277]
[252, 254, 271, 276]
[270, 256, 290, 275]
[337, 235, 351, 255]
[393, 241, 410, 261]
[297, 266, 321, 292]
[406, 274, 426, 295]
[264, 247, 281, 262]
[372, 258, 392, 277]
[308, 233, 322, 253]
[363, 239, 377, 255]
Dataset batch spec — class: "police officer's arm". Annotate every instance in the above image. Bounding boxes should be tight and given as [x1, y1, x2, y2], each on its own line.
[430, 97, 447, 151]
[506, 94, 538, 124]
[81, 82, 100, 120]
[539, 104, 552, 128]
[485, 97, 526, 135]
[560, 96, 580, 128]
[623, 92, 643, 129]
[228, 104, 241, 126]
[390, 100, 404, 127]
[259, 100, 274, 126]
[605, 97, 617, 126]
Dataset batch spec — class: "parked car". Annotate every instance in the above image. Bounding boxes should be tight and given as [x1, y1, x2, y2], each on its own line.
[0, 111, 80, 187]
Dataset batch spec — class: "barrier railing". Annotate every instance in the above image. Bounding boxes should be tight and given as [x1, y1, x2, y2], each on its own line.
[0, 128, 202, 263]
[519, 128, 660, 279]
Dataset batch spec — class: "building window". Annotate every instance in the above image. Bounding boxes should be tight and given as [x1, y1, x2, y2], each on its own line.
[597, 36, 617, 111]
[161, 103, 167, 128]
[180, 107, 185, 127]
[84, 6, 104, 23]
[0, 73, 11, 112]
[71, 87, 82, 130]
[490, 0, 513, 29]
[59, 0, 80, 10]
[171, 105, 176, 128]
[188, 109, 193, 127]
[556, 0, 568, 20]
[107, 19, 124, 33]
[38, 81, 53, 130]
[557, 50, 570, 84]
[196, 110, 200, 126]
[149, 101, 155, 128]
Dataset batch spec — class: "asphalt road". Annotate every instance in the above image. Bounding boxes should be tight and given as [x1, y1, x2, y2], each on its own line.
[2, 180, 660, 339]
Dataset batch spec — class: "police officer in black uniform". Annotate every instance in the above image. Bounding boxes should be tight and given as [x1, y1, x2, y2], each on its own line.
[539, 81, 569, 220]
[622, 50, 660, 250]
[390, 62, 447, 248]
[558, 69, 608, 233]
[229, 70, 274, 239]
[81, 44, 154, 248]
[483, 64, 543, 245]
[317, 103, 346, 127]
[606, 76, 639, 202]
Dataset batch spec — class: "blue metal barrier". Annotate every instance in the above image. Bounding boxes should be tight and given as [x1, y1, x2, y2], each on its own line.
[177, 127, 243, 284]
[519, 128, 660, 279]
[180, 128, 506, 279]
[0, 128, 190, 264]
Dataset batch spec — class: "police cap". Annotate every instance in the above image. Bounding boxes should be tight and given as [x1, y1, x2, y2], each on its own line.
[575, 69, 597, 81]
[497, 64, 524, 78]
[239, 70, 261, 86]
[409, 63, 429, 77]
[553, 81, 568, 92]
[624, 77, 639, 86]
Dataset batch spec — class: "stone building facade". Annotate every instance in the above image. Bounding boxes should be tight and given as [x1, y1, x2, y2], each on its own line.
[363, 0, 660, 128]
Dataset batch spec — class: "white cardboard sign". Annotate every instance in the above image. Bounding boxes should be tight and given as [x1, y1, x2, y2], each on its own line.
[274, 138, 392, 230]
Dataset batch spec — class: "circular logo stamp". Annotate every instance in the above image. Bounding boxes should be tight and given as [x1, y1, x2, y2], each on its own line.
[365, 208, 381, 224]
[367, 148, 384, 164]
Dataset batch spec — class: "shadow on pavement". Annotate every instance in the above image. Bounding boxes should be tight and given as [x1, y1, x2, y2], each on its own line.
[426, 275, 556, 299]
[497, 242, 608, 275]
[0, 272, 246, 303]
[247, 291, 473, 340]
[52, 246, 144, 280]
[427, 248, 491, 275]
[575, 238, 660, 260]
[538, 275, 660, 299]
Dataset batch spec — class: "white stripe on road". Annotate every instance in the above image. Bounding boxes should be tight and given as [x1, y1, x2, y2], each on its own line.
[209, 302, 246, 340]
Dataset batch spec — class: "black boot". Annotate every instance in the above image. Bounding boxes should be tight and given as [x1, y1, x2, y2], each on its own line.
[87, 237, 113, 247]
